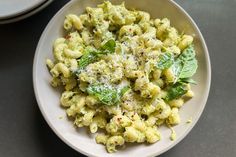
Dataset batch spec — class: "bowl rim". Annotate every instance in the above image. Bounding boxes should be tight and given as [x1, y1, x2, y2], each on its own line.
[33, 0, 211, 156]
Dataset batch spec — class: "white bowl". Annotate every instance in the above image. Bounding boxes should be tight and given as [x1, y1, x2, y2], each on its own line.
[33, 0, 211, 156]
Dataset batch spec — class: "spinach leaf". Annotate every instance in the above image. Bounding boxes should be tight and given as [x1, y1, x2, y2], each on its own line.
[178, 44, 197, 79]
[74, 51, 98, 76]
[119, 86, 130, 96]
[179, 58, 197, 78]
[75, 39, 116, 75]
[170, 44, 198, 82]
[79, 51, 98, 68]
[86, 84, 129, 106]
[156, 52, 174, 70]
[179, 78, 197, 85]
[178, 44, 196, 61]
[165, 83, 188, 101]
[99, 39, 116, 54]
[171, 60, 183, 81]
[87, 84, 119, 105]
[79, 40, 116, 68]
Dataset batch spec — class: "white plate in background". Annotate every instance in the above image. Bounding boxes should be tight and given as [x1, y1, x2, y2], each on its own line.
[0, 0, 46, 20]
[33, 0, 211, 156]
[0, 0, 53, 24]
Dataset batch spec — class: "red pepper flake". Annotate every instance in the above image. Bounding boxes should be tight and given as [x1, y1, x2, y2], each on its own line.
[117, 117, 122, 121]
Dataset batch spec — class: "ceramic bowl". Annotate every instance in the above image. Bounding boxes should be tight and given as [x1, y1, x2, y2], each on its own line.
[33, 0, 211, 156]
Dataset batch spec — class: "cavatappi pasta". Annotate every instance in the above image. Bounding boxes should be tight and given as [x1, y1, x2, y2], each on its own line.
[46, 1, 198, 153]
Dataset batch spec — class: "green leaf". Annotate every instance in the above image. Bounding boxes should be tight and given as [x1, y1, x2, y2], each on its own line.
[99, 39, 116, 54]
[86, 84, 130, 106]
[165, 83, 188, 101]
[178, 45, 198, 79]
[119, 86, 130, 96]
[79, 51, 97, 68]
[179, 58, 198, 78]
[170, 44, 198, 82]
[87, 84, 119, 105]
[171, 60, 183, 80]
[178, 44, 195, 61]
[76, 40, 116, 73]
[75, 51, 98, 76]
[179, 78, 197, 85]
[156, 52, 174, 70]
[75, 40, 117, 76]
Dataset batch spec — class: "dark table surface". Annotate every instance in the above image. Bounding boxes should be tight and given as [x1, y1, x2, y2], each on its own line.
[0, 0, 236, 157]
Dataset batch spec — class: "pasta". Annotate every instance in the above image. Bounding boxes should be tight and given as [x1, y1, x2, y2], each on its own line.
[46, 1, 198, 153]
